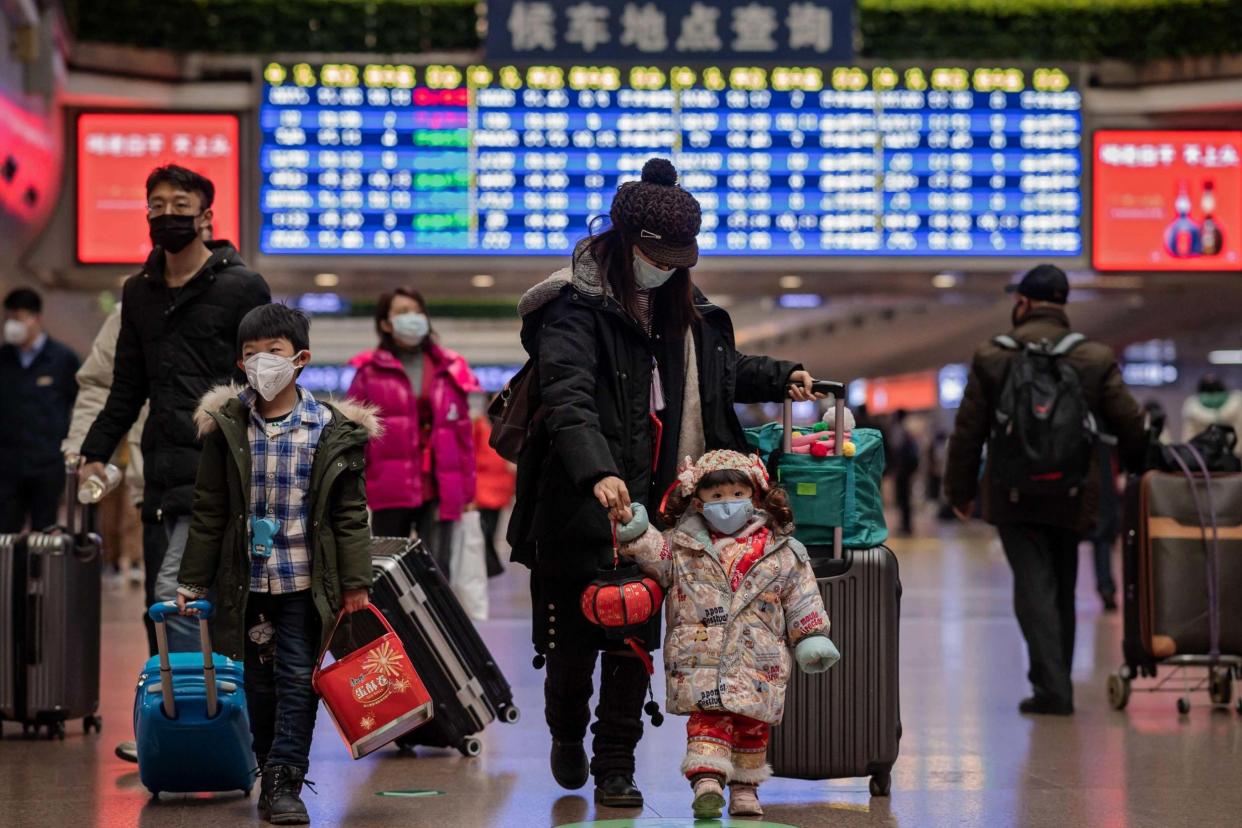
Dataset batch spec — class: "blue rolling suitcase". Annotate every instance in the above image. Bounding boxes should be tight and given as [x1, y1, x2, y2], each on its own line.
[135, 601, 254, 798]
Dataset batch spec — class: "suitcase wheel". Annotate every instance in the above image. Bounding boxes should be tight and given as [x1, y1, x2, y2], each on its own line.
[500, 705, 521, 724]
[459, 737, 482, 758]
[49, 721, 65, 741]
[1209, 668, 1233, 706]
[1106, 673, 1131, 711]
[83, 715, 103, 735]
[1177, 697, 1191, 715]
[869, 771, 891, 797]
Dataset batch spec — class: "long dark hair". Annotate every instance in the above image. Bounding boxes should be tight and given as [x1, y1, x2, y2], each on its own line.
[659, 468, 795, 529]
[375, 287, 434, 354]
[583, 223, 698, 337]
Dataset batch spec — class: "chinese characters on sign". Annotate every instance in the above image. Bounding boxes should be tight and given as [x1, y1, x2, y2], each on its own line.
[77, 112, 241, 264]
[491, 1, 852, 61]
[258, 62, 1082, 258]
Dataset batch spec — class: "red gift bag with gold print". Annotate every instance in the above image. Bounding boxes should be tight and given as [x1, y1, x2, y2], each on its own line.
[312, 605, 434, 759]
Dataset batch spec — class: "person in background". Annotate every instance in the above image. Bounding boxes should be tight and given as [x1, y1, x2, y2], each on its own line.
[888, 409, 919, 536]
[0, 287, 80, 533]
[1144, 399, 1171, 444]
[946, 264, 1146, 716]
[1182, 373, 1242, 451]
[347, 289, 480, 567]
[473, 405, 516, 577]
[928, 430, 955, 520]
[1091, 442, 1121, 612]
[62, 304, 151, 606]
[77, 164, 269, 762]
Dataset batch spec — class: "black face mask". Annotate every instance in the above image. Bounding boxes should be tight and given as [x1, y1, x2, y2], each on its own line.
[148, 213, 201, 253]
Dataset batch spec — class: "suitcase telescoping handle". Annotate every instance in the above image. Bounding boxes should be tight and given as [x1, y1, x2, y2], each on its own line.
[47, 461, 100, 560]
[148, 600, 218, 720]
[782, 379, 848, 558]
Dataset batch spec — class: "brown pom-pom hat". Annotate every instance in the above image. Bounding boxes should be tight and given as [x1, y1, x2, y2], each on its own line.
[609, 157, 703, 269]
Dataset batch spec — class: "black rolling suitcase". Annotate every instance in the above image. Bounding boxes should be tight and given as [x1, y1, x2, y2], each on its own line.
[765, 390, 902, 796]
[0, 468, 104, 739]
[369, 536, 519, 756]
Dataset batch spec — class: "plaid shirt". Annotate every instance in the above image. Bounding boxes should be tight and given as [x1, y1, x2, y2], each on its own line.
[244, 386, 332, 594]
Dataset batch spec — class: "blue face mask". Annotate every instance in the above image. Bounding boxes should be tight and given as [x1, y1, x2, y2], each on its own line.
[633, 254, 676, 289]
[701, 499, 755, 536]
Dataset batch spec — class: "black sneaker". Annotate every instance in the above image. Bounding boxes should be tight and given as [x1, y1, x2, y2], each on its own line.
[550, 740, 589, 790]
[265, 764, 313, 825]
[594, 774, 643, 808]
[1019, 696, 1074, 716]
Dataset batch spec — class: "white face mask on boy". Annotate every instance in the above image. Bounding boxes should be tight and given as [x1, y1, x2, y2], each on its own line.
[245, 352, 304, 401]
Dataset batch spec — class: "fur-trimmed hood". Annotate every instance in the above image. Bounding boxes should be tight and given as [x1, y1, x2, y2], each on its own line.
[518, 237, 606, 318]
[193, 383, 383, 439]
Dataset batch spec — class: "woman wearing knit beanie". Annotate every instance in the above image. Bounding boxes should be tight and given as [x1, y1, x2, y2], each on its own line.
[509, 158, 822, 808]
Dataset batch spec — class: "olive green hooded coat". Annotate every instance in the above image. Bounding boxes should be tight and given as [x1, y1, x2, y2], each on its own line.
[178, 384, 382, 660]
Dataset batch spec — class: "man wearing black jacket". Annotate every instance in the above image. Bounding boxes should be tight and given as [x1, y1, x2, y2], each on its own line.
[81, 165, 269, 663]
[0, 288, 80, 532]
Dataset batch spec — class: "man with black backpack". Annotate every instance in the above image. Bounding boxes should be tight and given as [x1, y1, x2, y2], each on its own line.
[946, 265, 1145, 716]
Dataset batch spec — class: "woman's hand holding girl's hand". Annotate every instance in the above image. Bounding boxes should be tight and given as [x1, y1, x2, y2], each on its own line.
[594, 476, 632, 522]
[615, 503, 650, 543]
[343, 588, 370, 613]
[787, 370, 825, 402]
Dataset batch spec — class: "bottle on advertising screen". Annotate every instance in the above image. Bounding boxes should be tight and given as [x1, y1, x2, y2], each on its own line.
[1164, 182, 1201, 258]
[1200, 181, 1222, 256]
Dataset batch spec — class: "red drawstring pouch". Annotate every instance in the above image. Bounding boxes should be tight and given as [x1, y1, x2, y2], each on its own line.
[313, 605, 434, 759]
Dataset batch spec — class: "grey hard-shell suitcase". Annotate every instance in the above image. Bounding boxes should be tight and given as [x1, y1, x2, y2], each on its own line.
[766, 391, 903, 795]
[0, 470, 103, 739]
[368, 536, 519, 757]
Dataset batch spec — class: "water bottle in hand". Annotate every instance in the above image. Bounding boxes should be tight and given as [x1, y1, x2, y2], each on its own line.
[78, 464, 122, 505]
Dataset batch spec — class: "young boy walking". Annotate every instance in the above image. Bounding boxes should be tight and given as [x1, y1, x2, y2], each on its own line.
[177, 304, 380, 824]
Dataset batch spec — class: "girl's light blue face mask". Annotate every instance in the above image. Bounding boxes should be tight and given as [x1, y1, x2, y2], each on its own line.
[701, 499, 755, 536]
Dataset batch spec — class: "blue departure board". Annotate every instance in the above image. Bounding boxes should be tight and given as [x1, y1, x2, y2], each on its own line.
[259, 63, 1082, 257]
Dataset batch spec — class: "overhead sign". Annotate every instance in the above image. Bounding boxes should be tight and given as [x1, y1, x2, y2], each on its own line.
[487, 1, 853, 61]
[77, 112, 240, 264]
[1093, 130, 1241, 272]
[259, 62, 1082, 259]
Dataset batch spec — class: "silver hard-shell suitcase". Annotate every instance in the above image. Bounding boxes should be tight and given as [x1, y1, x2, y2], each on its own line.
[0, 470, 103, 738]
[766, 388, 902, 795]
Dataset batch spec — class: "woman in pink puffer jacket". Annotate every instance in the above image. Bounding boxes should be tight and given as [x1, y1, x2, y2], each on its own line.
[347, 288, 480, 567]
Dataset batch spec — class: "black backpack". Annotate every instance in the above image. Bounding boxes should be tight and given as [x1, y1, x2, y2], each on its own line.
[989, 332, 1098, 500]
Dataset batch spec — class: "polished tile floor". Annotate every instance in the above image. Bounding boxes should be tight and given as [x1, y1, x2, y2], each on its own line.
[3, 521, 1241, 828]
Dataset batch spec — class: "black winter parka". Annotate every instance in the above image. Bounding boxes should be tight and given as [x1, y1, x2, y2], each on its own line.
[509, 252, 798, 581]
[80, 242, 270, 522]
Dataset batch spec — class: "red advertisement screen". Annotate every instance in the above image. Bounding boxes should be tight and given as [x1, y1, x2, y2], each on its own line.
[77, 113, 240, 264]
[867, 371, 938, 415]
[1093, 130, 1242, 271]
